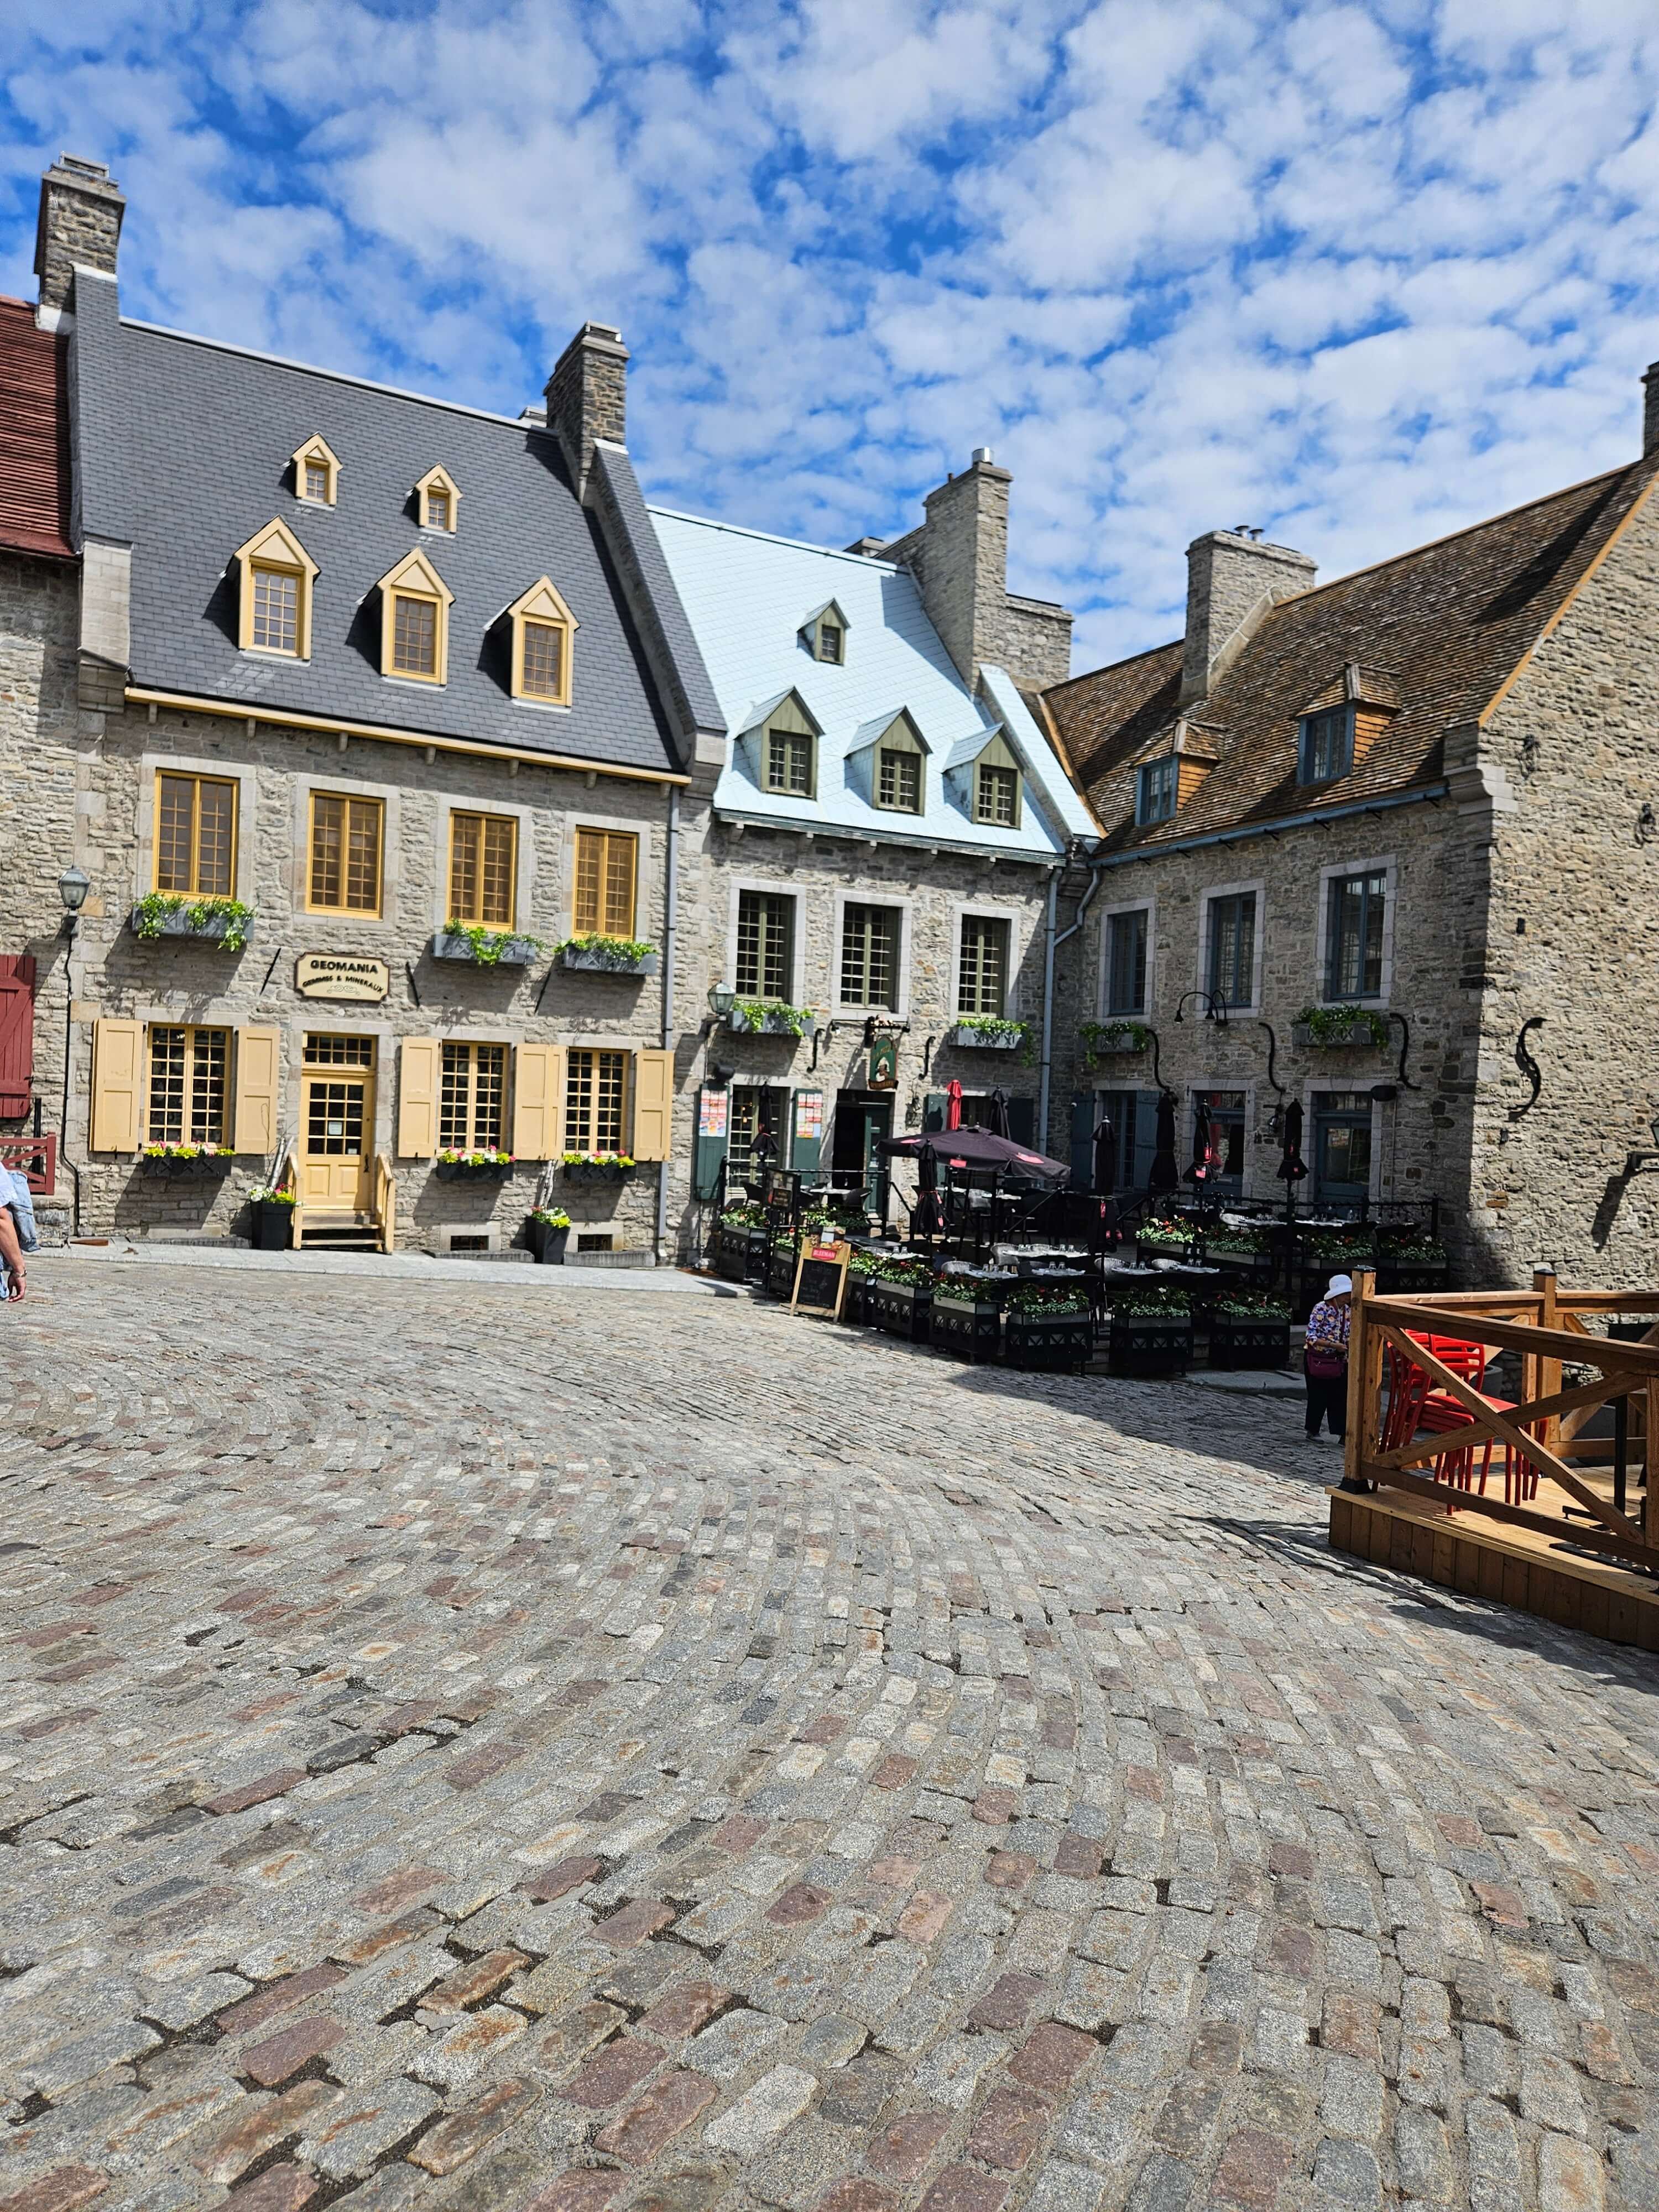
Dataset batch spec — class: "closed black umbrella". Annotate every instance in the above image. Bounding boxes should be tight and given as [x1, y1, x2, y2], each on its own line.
[1276, 1100, 1308, 1182]
[1148, 1092, 1180, 1193]
[1092, 1110, 1116, 1199]
[987, 1087, 1012, 1138]
[1186, 1096, 1212, 1186]
[914, 1139, 943, 1238]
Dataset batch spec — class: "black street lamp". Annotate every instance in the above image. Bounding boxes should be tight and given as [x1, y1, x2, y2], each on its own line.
[58, 864, 90, 938]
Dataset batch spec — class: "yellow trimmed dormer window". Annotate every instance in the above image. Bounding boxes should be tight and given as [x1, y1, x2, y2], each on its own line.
[377, 549, 453, 685]
[291, 435, 341, 507]
[508, 577, 577, 707]
[234, 519, 318, 660]
[416, 466, 460, 533]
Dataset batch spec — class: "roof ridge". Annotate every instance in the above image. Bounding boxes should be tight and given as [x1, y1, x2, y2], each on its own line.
[647, 504, 901, 571]
[1048, 637, 1182, 691]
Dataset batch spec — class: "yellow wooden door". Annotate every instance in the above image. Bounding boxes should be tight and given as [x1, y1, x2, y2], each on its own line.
[300, 1037, 375, 1210]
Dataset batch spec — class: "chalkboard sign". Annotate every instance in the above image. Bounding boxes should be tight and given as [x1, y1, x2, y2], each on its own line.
[791, 1236, 850, 1319]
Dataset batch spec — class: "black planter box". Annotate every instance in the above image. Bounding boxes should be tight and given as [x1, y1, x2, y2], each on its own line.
[562, 1162, 633, 1184]
[1006, 1308, 1094, 1371]
[436, 1160, 513, 1181]
[928, 1293, 1003, 1361]
[1208, 1248, 1274, 1276]
[1108, 1316, 1193, 1375]
[1209, 1317, 1292, 1369]
[252, 1200, 293, 1250]
[843, 1274, 869, 1326]
[714, 1224, 766, 1281]
[142, 1152, 233, 1176]
[1136, 1238, 1197, 1267]
[526, 1218, 570, 1264]
[1375, 1262, 1449, 1294]
[767, 1245, 799, 1297]
[558, 945, 660, 977]
[869, 1280, 931, 1342]
[431, 931, 538, 965]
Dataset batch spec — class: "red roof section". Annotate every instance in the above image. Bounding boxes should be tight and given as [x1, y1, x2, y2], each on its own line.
[0, 295, 73, 560]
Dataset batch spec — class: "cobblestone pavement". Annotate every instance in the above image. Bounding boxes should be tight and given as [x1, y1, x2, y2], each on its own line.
[2, 1259, 1657, 2212]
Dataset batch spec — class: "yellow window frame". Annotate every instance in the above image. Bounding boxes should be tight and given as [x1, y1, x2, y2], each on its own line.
[306, 790, 385, 916]
[153, 770, 238, 900]
[507, 577, 577, 707]
[415, 465, 461, 532]
[234, 518, 317, 660]
[291, 435, 342, 506]
[376, 549, 452, 685]
[448, 810, 519, 928]
[572, 826, 638, 939]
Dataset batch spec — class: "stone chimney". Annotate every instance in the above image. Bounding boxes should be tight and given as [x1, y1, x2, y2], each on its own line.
[1181, 529, 1316, 705]
[546, 322, 628, 499]
[878, 448, 1072, 690]
[1644, 362, 1659, 457]
[34, 155, 125, 314]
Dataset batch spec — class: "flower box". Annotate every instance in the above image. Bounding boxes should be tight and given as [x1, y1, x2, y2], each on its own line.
[1209, 1317, 1292, 1370]
[767, 1243, 799, 1297]
[1207, 1246, 1275, 1275]
[869, 1278, 931, 1342]
[558, 945, 660, 977]
[1292, 1016, 1387, 1050]
[1136, 1236, 1197, 1266]
[1108, 1315, 1193, 1375]
[928, 1291, 1003, 1361]
[728, 1004, 816, 1039]
[130, 903, 253, 946]
[1006, 1308, 1094, 1371]
[1375, 1260, 1450, 1295]
[251, 1198, 293, 1250]
[715, 1223, 766, 1281]
[561, 1160, 635, 1184]
[435, 1157, 515, 1181]
[526, 1216, 570, 1264]
[1079, 1022, 1151, 1065]
[432, 932, 539, 966]
[946, 1023, 1024, 1052]
[142, 1146, 233, 1175]
[843, 1271, 868, 1326]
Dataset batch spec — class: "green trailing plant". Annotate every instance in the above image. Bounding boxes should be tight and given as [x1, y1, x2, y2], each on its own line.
[952, 1015, 1034, 1064]
[1295, 1004, 1390, 1047]
[248, 1185, 298, 1206]
[1301, 1229, 1376, 1264]
[1079, 1019, 1152, 1068]
[562, 1150, 635, 1168]
[731, 998, 815, 1037]
[143, 1140, 231, 1160]
[132, 893, 255, 953]
[530, 1207, 571, 1228]
[1007, 1282, 1090, 1317]
[555, 933, 659, 968]
[721, 1201, 765, 1227]
[868, 1254, 934, 1287]
[1381, 1238, 1448, 1265]
[1109, 1284, 1193, 1319]
[1206, 1226, 1270, 1255]
[1138, 1217, 1196, 1249]
[438, 1146, 515, 1166]
[1213, 1287, 1291, 1321]
[442, 920, 543, 964]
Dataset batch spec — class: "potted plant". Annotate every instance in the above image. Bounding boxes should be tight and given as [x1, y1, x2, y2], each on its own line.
[929, 1268, 1010, 1361]
[1004, 1281, 1094, 1371]
[843, 1245, 877, 1325]
[247, 1184, 297, 1249]
[142, 1141, 233, 1175]
[1291, 1005, 1390, 1050]
[1376, 1236, 1451, 1293]
[766, 1236, 799, 1297]
[1136, 1216, 1198, 1263]
[1208, 1287, 1292, 1370]
[130, 894, 255, 951]
[1107, 1284, 1193, 1375]
[728, 999, 816, 1039]
[1204, 1223, 1274, 1275]
[1079, 1019, 1152, 1070]
[714, 1202, 766, 1281]
[946, 1016, 1032, 1061]
[555, 934, 660, 977]
[561, 1152, 636, 1183]
[435, 1147, 516, 1180]
[432, 923, 542, 966]
[867, 1255, 935, 1343]
[526, 1207, 571, 1263]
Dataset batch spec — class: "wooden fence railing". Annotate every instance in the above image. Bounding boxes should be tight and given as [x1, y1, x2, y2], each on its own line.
[1345, 1268, 1659, 1574]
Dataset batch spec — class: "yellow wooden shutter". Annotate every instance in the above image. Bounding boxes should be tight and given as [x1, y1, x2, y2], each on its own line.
[90, 1018, 143, 1153]
[397, 1035, 440, 1157]
[232, 1025, 281, 1155]
[512, 1043, 566, 1160]
[632, 1048, 674, 1162]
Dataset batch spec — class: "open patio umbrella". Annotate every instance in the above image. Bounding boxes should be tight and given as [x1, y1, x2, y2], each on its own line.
[1092, 1109, 1117, 1199]
[879, 1127, 1067, 1181]
[987, 1087, 1012, 1138]
[1185, 1096, 1212, 1186]
[1148, 1091, 1180, 1193]
[945, 1080, 963, 1133]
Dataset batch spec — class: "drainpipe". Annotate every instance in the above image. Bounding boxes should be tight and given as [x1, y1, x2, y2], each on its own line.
[1047, 856, 1102, 1140]
[654, 784, 680, 1266]
[1037, 868, 1059, 1151]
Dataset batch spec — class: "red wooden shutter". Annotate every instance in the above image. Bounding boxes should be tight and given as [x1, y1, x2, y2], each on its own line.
[0, 957, 36, 1117]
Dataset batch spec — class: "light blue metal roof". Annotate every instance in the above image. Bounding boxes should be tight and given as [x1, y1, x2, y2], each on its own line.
[648, 506, 1092, 854]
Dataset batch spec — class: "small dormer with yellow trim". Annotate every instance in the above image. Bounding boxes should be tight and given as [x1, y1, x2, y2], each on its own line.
[377, 549, 453, 685]
[507, 577, 577, 707]
[291, 435, 341, 507]
[415, 466, 460, 533]
[235, 519, 319, 659]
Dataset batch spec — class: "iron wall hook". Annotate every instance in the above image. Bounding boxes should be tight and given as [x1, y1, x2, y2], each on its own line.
[1387, 1010, 1420, 1091]
[1510, 1016, 1544, 1119]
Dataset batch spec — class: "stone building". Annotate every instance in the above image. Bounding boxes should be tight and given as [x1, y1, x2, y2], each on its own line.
[1042, 416, 1659, 1287]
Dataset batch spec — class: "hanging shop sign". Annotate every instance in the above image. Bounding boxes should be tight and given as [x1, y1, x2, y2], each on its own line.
[296, 953, 390, 1003]
[868, 1036, 899, 1089]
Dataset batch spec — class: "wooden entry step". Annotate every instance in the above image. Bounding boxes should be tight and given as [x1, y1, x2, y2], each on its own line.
[298, 1212, 383, 1250]
[1328, 1484, 1659, 1651]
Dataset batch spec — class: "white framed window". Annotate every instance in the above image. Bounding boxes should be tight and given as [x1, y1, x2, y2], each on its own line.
[1196, 878, 1265, 1016]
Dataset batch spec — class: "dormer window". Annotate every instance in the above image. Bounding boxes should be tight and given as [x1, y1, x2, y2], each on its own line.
[1299, 704, 1353, 785]
[507, 578, 577, 707]
[377, 549, 453, 685]
[855, 707, 927, 815]
[291, 436, 341, 507]
[820, 620, 843, 664]
[768, 726, 814, 796]
[415, 466, 461, 533]
[1137, 757, 1177, 825]
[801, 599, 851, 665]
[975, 760, 1020, 827]
[234, 519, 319, 660]
[879, 748, 920, 812]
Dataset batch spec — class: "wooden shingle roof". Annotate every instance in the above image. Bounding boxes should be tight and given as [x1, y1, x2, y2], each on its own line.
[1048, 459, 1659, 849]
[0, 295, 72, 561]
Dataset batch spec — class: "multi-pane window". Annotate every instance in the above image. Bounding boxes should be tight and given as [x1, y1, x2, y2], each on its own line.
[976, 762, 1019, 825]
[729, 1086, 784, 1188]
[148, 1026, 227, 1146]
[877, 748, 921, 812]
[839, 904, 900, 1009]
[765, 727, 814, 796]
[818, 622, 843, 664]
[1137, 757, 1177, 825]
[1326, 871, 1386, 999]
[957, 914, 1010, 1018]
[735, 890, 795, 1000]
[440, 1041, 506, 1151]
[565, 1047, 627, 1154]
[155, 773, 236, 898]
[520, 620, 564, 700]
[1207, 891, 1257, 1009]
[251, 565, 299, 654]
[392, 593, 439, 677]
[449, 811, 517, 928]
[1300, 706, 1353, 785]
[426, 488, 451, 530]
[309, 793, 383, 914]
[304, 460, 330, 502]
[1105, 908, 1147, 1016]
[572, 828, 637, 938]
[303, 1034, 375, 1066]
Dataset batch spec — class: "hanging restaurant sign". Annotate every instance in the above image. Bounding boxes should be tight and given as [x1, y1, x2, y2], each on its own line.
[868, 1036, 899, 1089]
[295, 953, 390, 1002]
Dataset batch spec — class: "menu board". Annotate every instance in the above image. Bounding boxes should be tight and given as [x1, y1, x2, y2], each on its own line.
[791, 1237, 851, 1319]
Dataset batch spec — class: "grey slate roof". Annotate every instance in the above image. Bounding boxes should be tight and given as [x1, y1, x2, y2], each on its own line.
[68, 272, 680, 774]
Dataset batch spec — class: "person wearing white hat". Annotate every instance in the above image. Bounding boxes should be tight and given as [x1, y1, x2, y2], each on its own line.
[1303, 1272, 1352, 1449]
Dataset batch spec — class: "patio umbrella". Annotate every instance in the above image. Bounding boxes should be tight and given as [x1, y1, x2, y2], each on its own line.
[987, 1087, 1012, 1137]
[1148, 1091, 1180, 1193]
[879, 1127, 1068, 1181]
[1092, 1110, 1117, 1199]
[945, 1080, 963, 1133]
[1185, 1097, 1212, 1186]
[914, 1139, 943, 1237]
[1276, 1100, 1308, 1182]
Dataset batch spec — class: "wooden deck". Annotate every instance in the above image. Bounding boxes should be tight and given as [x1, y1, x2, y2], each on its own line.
[1328, 1478, 1659, 1650]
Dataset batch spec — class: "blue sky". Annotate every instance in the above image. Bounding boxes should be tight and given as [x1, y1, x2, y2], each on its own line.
[4, 0, 1659, 670]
